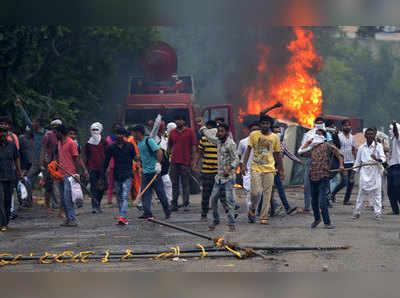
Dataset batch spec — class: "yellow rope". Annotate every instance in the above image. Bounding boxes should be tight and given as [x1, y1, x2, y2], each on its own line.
[195, 244, 208, 259]
[55, 251, 74, 263]
[101, 250, 110, 263]
[224, 245, 243, 259]
[120, 249, 134, 261]
[215, 238, 225, 248]
[9, 254, 22, 265]
[0, 253, 12, 266]
[78, 251, 94, 263]
[38, 252, 57, 264]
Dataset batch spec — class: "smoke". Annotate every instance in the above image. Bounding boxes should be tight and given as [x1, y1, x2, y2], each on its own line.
[160, 26, 296, 109]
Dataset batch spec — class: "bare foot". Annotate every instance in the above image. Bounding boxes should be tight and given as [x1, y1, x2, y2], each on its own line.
[58, 211, 66, 219]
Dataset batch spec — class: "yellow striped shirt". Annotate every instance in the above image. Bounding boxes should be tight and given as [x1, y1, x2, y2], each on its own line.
[199, 136, 218, 174]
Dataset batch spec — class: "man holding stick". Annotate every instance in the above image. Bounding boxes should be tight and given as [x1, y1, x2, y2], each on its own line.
[352, 128, 386, 221]
[132, 125, 170, 220]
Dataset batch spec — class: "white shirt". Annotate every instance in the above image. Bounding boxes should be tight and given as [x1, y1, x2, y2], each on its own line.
[389, 136, 400, 166]
[354, 142, 386, 191]
[338, 132, 355, 164]
[237, 137, 253, 172]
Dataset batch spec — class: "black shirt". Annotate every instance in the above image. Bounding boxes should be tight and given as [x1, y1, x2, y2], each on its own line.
[0, 141, 19, 181]
[18, 135, 33, 171]
[103, 142, 137, 182]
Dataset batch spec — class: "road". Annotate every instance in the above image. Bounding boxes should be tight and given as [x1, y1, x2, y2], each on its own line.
[1, 188, 400, 271]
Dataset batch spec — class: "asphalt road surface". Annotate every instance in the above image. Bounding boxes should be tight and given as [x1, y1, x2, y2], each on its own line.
[1, 188, 400, 272]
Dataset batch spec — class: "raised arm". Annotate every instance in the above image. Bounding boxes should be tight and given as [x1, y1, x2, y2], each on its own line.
[150, 114, 162, 139]
[199, 127, 218, 145]
[260, 102, 283, 116]
[16, 97, 33, 128]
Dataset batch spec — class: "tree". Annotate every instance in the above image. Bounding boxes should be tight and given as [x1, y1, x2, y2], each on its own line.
[0, 26, 158, 129]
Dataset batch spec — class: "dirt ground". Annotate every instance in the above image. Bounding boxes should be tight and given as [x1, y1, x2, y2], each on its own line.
[1, 187, 400, 272]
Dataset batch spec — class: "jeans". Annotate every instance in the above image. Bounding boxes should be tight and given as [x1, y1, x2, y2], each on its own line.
[304, 159, 312, 210]
[310, 178, 331, 225]
[142, 173, 170, 217]
[58, 176, 76, 222]
[0, 181, 13, 227]
[210, 179, 235, 226]
[332, 163, 355, 203]
[329, 173, 340, 194]
[387, 165, 400, 214]
[170, 163, 190, 207]
[114, 178, 132, 219]
[273, 173, 291, 212]
[89, 170, 105, 211]
[201, 173, 228, 217]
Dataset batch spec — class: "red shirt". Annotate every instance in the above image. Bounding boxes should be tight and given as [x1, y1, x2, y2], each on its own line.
[85, 141, 106, 171]
[58, 137, 79, 176]
[168, 127, 196, 166]
[43, 131, 58, 163]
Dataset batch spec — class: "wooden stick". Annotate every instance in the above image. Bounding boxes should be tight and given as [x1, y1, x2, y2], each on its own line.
[329, 162, 379, 173]
[132, 173, 159, 204]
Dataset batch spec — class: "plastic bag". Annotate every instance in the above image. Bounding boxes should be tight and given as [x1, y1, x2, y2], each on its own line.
[68, 176, 83, 203]
[18, 181, 28, 201]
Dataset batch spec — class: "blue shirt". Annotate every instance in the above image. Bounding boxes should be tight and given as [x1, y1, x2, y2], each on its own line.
[21, 107, 46, 162]
[138, 137, 159, 175]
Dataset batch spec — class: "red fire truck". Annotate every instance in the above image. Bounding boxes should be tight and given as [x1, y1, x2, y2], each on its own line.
[120, 41, 235, 138]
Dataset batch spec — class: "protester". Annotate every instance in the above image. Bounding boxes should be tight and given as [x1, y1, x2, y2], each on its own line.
[270, 125, 300, 215]
[168, 114, 197, 211]
[132, 125, 170, 220]
[17, 126, 34, 208]
[16, 97, 47, 188]
[298, 117, 330, 214]
[201, 123, 239, 232]
[242, 115, 284, 225]
[352, 128, 386, 221]
[126, 127, 142, 205]
[40, 119, 63, 216]
[299, 129, 343, 229]
[387, 120, 400, 215]
[0, 125, 24, 231]
[54, 125, 89, 227]
[105, 123, 123, 205]
[331, 120, 357, 205]
[84, 122, 107, 214]
[67, 127, 82, 153]
[103, 127, 137, 225]
[238, 122, 260, 212]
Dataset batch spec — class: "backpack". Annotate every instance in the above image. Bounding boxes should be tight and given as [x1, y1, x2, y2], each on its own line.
[145, 137, 170, 176]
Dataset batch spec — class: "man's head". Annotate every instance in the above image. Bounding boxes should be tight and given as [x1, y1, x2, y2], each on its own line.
[67, 127, 78, 141]
[174, 114, 186, 128]
[365, 128, 376, 144]
[205, 120, 217, 129]
[216, 123, 230, 141]
[55, 124, 68, 140]
[215, 117, 225, 125]
[196, 117, 204, 128]
[0, 116, 11, 130]
[316, 129, 327, 138]
[248, 121, 260, 133]
[315, 117, 325, 125]
[132, 125, 145, 141]
[32, 117, 45, 131]
[112, 123, 122, 134]
[259, 115, 274, 133]
[326, 120, 335, 129]
[50, 119, 62, 132]
[342, 119, 352, 133]
[115, 127, 126, 144]
[272, 125, 281, 134]
[0, 125, 8, 144]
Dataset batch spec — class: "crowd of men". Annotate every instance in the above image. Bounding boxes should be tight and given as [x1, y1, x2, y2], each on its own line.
[1, 99, 400, 233]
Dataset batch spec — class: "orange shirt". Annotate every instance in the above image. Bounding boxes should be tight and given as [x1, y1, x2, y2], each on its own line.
[7, 132, 20, 150]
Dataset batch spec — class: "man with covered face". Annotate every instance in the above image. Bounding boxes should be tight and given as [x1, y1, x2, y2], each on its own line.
[0, 125, 23, 231]
[85, 122, 107, 214]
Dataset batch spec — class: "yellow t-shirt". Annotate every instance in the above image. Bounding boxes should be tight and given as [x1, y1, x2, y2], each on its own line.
[248, 131, 280, 173]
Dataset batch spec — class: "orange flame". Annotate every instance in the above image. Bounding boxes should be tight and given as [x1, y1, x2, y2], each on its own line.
[239, 28, 323, 127]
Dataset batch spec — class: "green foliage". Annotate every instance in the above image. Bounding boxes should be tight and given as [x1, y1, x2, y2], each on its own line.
[0, 25, 158, 130]
[315, 31, 399, 128]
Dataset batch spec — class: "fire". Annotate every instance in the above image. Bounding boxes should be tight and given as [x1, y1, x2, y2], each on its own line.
[239, 28, 323, 127]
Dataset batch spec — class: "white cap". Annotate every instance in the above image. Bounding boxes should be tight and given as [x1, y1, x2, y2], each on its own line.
[50, 119, 62, 126]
